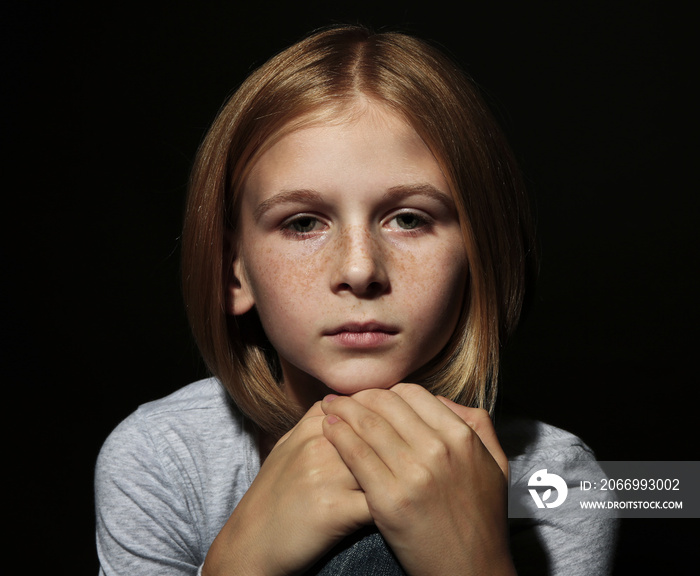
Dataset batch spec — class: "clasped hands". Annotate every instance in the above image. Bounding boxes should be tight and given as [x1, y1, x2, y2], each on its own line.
[203, 383, 515, 576]
[318, 383, 514, 576]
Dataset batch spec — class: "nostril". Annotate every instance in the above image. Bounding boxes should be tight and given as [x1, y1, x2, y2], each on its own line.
[361, 280, 387, 297]
[335, 279, 387, 297]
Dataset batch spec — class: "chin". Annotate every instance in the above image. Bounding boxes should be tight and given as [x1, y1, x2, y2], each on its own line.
[319, 366, 407, 396]
[281, 356, 418, 402]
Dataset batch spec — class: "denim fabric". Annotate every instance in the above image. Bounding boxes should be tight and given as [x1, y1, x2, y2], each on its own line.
[309, 528, 407, 576]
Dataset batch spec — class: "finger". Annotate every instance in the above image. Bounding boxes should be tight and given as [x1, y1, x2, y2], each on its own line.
[388, 383, 468, 431]
[436, 397, 508, 478]
[386, 385, 507, 480]
[348, 385, 473, 457]
[322, 392, 424, 458]
[322, 413, 396, 492]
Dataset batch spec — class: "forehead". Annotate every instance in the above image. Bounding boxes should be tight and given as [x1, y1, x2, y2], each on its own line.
[242, 102, 451, 205]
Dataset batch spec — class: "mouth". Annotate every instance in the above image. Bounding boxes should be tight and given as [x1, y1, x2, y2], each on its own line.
[323, 322, 398, 348]
[325, 321, 398, 335]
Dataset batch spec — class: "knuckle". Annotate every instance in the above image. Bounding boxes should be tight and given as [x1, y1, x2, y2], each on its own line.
[297, 414, 322, 432]
[470, 407, 491, 424]
[424, 436, 450, 462]
[410, 464, 436, 491]
[449, 422, 475, 445]
[380, 467, 433, 514]
[356, 411, 386, 435]
[346, 441, 372, 464]
[301, 432, 330, 458]
[462, 407, 492, 431]
[382, 487, 414, 516]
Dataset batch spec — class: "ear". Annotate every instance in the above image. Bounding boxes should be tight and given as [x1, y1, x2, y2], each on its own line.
[224, 233, 255, 316]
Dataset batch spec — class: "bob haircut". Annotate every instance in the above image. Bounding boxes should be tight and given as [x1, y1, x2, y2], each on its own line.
[182, 25, 535, 438]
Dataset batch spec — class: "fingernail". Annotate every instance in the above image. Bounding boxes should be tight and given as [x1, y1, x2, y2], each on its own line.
[323, 394, 339, 403]
[326, 415, 340, 424]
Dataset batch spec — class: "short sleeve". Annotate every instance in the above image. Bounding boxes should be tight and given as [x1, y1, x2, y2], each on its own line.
[499, 418, 619, 575]
[508, 445, 619, 576]
[95, 412, 204, 576]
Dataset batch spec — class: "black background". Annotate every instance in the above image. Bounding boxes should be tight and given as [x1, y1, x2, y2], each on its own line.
[4, 0, 698, 573]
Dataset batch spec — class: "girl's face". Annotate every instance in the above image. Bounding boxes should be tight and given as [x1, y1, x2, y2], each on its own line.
[230, 103, 469, 408]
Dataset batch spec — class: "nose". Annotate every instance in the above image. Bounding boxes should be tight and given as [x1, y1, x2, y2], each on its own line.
[331, 225, 389, 298]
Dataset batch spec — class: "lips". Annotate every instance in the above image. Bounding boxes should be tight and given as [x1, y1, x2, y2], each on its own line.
[324, 322, 398, 348]
[324, 321, 398, 336]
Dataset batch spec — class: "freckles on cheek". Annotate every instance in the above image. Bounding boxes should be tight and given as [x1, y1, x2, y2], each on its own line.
[393, 250, 425, 304]
[252, 246, 321, 311]
[397, 244, 467, 320]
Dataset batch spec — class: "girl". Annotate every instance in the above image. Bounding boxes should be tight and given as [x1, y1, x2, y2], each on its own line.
[95, 25, 616, 575]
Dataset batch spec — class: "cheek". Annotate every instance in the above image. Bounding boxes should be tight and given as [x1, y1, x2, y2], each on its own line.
[404, 246, 469, 357]
[247, 250, 298, 308]
[397, 241, 468, 313]
[243, 245, 327, 329]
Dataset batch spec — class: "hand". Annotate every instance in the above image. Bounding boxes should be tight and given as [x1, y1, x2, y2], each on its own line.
[320, 384, 516, 576]
[203, 402, 372, 576]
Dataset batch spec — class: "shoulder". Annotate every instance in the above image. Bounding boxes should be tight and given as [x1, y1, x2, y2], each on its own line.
[95, 378, 259, 575]
[98, 377, 248, 461]
[96, 377, 259, 498]
[497, 416, 618, 576]
[118, 375, 238, 426]
[496, 415, 596, 463]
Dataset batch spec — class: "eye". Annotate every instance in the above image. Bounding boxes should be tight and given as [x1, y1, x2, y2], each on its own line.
[394, 213, 422, 230]
[281, 214, 326, 237]
[290, 216, 318, 233]
[386, 211, 432, 232]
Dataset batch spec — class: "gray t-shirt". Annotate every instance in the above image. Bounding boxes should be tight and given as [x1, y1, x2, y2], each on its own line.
[95, 378, 617, 575]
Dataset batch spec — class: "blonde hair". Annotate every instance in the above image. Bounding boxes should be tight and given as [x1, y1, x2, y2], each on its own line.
[182, 25, 535, 437]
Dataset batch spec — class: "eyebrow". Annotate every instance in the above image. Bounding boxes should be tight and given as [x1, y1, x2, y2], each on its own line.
[253, 183, 455, 222]
[383, 183, 455, 212]
[254, 189, 323, 222]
